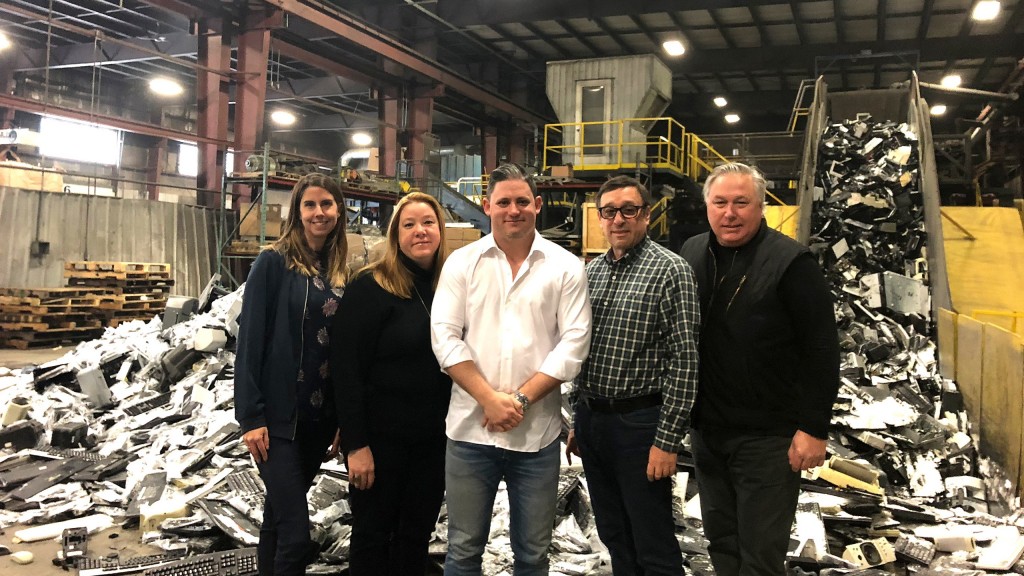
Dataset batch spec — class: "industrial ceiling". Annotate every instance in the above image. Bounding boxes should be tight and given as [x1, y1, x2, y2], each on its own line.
[1, 0, 1021, 144]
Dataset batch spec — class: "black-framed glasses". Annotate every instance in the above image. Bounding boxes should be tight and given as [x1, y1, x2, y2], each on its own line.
[597, 204, 647, 220]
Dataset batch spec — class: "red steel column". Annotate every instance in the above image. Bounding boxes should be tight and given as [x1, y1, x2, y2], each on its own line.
[197, 18, 231, 207]
[482, 127, 498, 173]
[146, 135, 167, 200]
[509, 124, 527, 165]
[232, 7, 279, 202]
[407, 93, 434, 181]
[379, 88, 399, 177]
[0, 67, 14, 129]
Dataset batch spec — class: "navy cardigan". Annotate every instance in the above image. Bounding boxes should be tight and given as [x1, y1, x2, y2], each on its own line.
[234, 250, 335, 439]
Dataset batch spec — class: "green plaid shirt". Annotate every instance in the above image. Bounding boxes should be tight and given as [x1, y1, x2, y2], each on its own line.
[573, 236, 701, 452]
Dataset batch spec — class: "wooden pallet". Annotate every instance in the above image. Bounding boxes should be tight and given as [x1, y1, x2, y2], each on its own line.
[0, 319, 102, 331]
[0, 326, 103, 349]
[0, 287, 103, 299]
[96, 299, 167, 311]
[65, 261, 171, 274]
[0, 311, 101, 331]
[66, 277, 175, 290]
[63, 269, 172, 280]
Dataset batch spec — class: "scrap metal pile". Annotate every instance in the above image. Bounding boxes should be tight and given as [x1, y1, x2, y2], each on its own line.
[776, 115, 1024, 571]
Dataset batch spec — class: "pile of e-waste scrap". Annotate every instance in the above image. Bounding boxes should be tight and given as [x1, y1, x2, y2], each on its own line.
[752, 115, 1024, 574]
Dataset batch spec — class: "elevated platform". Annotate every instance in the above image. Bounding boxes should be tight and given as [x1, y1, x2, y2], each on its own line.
[542, 117, 728, 183]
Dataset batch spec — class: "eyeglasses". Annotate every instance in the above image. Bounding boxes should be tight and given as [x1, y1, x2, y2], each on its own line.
[597, 204, 647, 220]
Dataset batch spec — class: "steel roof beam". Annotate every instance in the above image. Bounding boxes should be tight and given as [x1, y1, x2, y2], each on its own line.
[0, 92, 230, 146]
[8, 32, 198, 72]
[264, 0, 549, 126]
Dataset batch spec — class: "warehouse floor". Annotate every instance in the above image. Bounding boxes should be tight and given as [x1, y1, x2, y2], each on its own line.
[0, 346, 69, 370]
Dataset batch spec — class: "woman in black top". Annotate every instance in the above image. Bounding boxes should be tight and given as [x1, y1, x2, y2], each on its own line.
[331, 192, 452, 575]
[235, 173, 346, 576]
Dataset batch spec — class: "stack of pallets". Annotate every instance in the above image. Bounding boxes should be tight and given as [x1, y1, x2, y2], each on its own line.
[64, 261, 173, 327]
[0, 287, 104, 349]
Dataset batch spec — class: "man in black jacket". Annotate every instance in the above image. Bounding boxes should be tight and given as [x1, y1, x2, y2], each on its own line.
[679, 163, 839, 576]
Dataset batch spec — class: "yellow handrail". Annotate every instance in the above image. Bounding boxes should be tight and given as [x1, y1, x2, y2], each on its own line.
[542, 117, 728, 181]
[648, 196, 671, 240]
[972, 309, 1024, 333]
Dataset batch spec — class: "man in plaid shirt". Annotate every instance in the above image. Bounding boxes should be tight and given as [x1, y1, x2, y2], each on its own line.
[567, 175, 701, 575]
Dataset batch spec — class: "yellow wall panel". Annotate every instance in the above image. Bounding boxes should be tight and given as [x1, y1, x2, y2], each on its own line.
[981, 325, 1024, 486]
[943, 207, 1024, 333]
[764, 205, 799, 240]
[957, 315, 985, 430]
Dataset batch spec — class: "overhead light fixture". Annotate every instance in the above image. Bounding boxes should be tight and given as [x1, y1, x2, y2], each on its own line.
[148, 77, 183, 96]
[713, 96, 728, 108]
[271, 110, 296, 126]
[972, 1, 1000, 21]
[351, 132, 373, 147]
[0, 32, 11, 51]
[725, 113, 740, 124]
[662, 40, 685, 57]
[930, 104, 947, 116]
[941, 74, 962, 88]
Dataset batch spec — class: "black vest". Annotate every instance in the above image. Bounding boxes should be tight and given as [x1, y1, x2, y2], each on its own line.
[679, 221, 809, 435]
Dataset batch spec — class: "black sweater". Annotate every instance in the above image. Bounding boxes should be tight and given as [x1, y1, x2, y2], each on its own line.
[680, 222, 840, 439]
[331, 261, 452, 453]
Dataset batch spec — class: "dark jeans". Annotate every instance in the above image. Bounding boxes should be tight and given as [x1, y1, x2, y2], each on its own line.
[255, 419, 335, 576]
[348, 434, 446, 576]
[574, 403, 683, 576]
[690, 429, 799, 576]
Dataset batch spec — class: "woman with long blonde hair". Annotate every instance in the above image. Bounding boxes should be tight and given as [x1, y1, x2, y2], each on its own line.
[332, 192, 452, 575]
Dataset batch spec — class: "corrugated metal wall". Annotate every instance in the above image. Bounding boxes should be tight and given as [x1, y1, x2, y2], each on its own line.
[546, 55, 671, 123]
[546, 55, 672, 164]
[0, 188, 218, 297]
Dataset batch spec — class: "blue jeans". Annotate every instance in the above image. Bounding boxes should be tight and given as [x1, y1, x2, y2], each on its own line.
[444, 438, 560, 576]
[574, 403, 683, 576]
[691, 428, 799, 576]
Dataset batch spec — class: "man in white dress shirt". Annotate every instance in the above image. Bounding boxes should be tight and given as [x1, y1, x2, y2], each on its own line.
[431, 163, 592, 576]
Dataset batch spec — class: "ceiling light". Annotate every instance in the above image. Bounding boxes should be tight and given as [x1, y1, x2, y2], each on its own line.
[972, 1, 1000, 21]
[351, 132, 373, 147]
[725, 113, 740, 124]
[148, 77, 183, 96]
[271, 110, 296, 126]
[930, 104, 947, 116]
[0, 32, 10, 51]
[713, 96, 728, 108]
[662, 40, 685, 57]
[941, 74, 962, 88]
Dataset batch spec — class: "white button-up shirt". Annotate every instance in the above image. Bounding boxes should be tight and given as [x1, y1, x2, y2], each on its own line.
[431, 232, 592, 452]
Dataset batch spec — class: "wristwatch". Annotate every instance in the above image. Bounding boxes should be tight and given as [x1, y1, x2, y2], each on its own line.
[513, 391, 530, 413]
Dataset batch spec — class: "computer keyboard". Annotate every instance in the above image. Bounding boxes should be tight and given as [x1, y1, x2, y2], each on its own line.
[142, 548, 258, 576]
[226, 469, 264, 496]
[77, 550, 188, 576]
